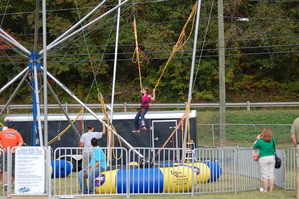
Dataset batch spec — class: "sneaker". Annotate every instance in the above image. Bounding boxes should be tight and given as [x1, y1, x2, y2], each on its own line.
[142, 126, 147, 130]
[132, 130, 140, 133]
[3, 184, 13, 191]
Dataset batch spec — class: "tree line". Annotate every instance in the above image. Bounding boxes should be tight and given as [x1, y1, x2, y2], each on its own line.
[0, 0, 298, 105]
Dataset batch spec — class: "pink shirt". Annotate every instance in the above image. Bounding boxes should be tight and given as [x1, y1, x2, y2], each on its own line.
[141, 94, 151, 107]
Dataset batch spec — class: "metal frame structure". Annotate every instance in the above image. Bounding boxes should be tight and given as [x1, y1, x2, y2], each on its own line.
[0, 4, 205, 192]
[0, 0, 144, 157]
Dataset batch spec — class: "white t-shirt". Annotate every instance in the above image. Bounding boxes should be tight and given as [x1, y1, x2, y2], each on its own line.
[80, 131, 103, 153]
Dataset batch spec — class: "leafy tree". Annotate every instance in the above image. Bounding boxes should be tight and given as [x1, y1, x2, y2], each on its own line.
[0, 0, 298, 104]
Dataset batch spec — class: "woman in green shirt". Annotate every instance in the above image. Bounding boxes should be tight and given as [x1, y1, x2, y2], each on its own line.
[253, 127, 276, 192]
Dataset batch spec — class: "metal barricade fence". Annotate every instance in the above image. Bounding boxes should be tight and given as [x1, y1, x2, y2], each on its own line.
[52, 147, 129, 197]
[285, 148, 297, 190]
[0, 146, 296, 198]
[194, 148, 237, 193]
[196, 147, 260, 193]
[275, 149, 286, 188]
[0, 148, 5, 198]
[52, 147, 288, 197]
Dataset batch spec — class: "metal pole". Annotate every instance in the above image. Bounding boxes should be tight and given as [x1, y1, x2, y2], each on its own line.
[32, 56, 44, 146]
[6, 147, 12, 199]
[212, 124, 215, 147]
[218, 0, 226, 145]
[42, 0, 48, 148]
[110, 0, 122, 123]
[0, 28, 31, 55]
[41, 0, 108, 54]
[182, 1, 201, 153]
[0, 67, 29, 93]
[42, 0, 49, 147]
[188, 0, 201, 101]
[47, 81, 80, 136]
[47, 146, 52, 199]
[44, 0, 131, 53]
[31, 0, 43, 147]
[0, 71, 29, 116]
[33, 0, 40, 53]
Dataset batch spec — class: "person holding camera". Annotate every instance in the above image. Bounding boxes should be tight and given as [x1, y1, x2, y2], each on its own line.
[253, 127, 276, 192]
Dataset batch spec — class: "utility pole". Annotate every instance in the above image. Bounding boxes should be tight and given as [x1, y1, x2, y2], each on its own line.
[218, 0, 226, 145]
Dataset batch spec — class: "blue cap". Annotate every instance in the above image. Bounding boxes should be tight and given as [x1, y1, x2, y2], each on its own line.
[6, 121, 15, 127]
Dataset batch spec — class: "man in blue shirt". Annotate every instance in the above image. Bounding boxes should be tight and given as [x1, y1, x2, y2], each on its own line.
[78, 137, 106, 194]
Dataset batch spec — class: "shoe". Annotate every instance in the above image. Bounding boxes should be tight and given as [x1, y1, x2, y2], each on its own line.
[132, 130, 140, 133]
[4, 184, 13, 191]
[142, 126, 147, 130]
[3, 184, 12, 191]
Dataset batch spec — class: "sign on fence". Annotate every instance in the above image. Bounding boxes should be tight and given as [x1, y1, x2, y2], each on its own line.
[14, 147, 45, 194]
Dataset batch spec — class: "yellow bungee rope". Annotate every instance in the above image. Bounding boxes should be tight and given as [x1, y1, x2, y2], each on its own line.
[97, 92, 123, 165]
[48, 107, 84, 145]
[153, 1, 198, 91]
[154, 2, 198, 161]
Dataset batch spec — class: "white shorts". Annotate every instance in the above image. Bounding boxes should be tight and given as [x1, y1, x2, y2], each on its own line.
[259, 155, 275, 180]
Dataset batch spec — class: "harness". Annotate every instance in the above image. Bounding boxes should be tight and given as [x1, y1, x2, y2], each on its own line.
[139, 95, 150, 114]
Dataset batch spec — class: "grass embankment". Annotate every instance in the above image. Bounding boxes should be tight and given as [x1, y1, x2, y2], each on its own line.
[196, 108, 299, 149]
[197, 108, 299, 124]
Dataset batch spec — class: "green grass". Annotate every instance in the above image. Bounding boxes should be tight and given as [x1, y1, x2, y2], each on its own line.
[73, 187, 298, 199]
[8, 187, 297, 199]
[197, 108, 299, 124]
[196, 108, 299, 149]
[11, 186, 296, 199]
[120, 188, 294, 198]
[109, 188, 296, 199]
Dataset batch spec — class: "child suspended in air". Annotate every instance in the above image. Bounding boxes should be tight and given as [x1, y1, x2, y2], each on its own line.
[132, 87, 156, 133]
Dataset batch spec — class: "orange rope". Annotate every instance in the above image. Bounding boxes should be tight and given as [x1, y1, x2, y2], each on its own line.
[155, 112, 186, 155]
[129, 3, 198, 162]
[97, 92, 123, 164]
[155, 100, 192, 163]
[154, 3, 198, 160]
[48, 107, 84, 145]
[132, 18, 143, 91]
[154, 1, 198, 91]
